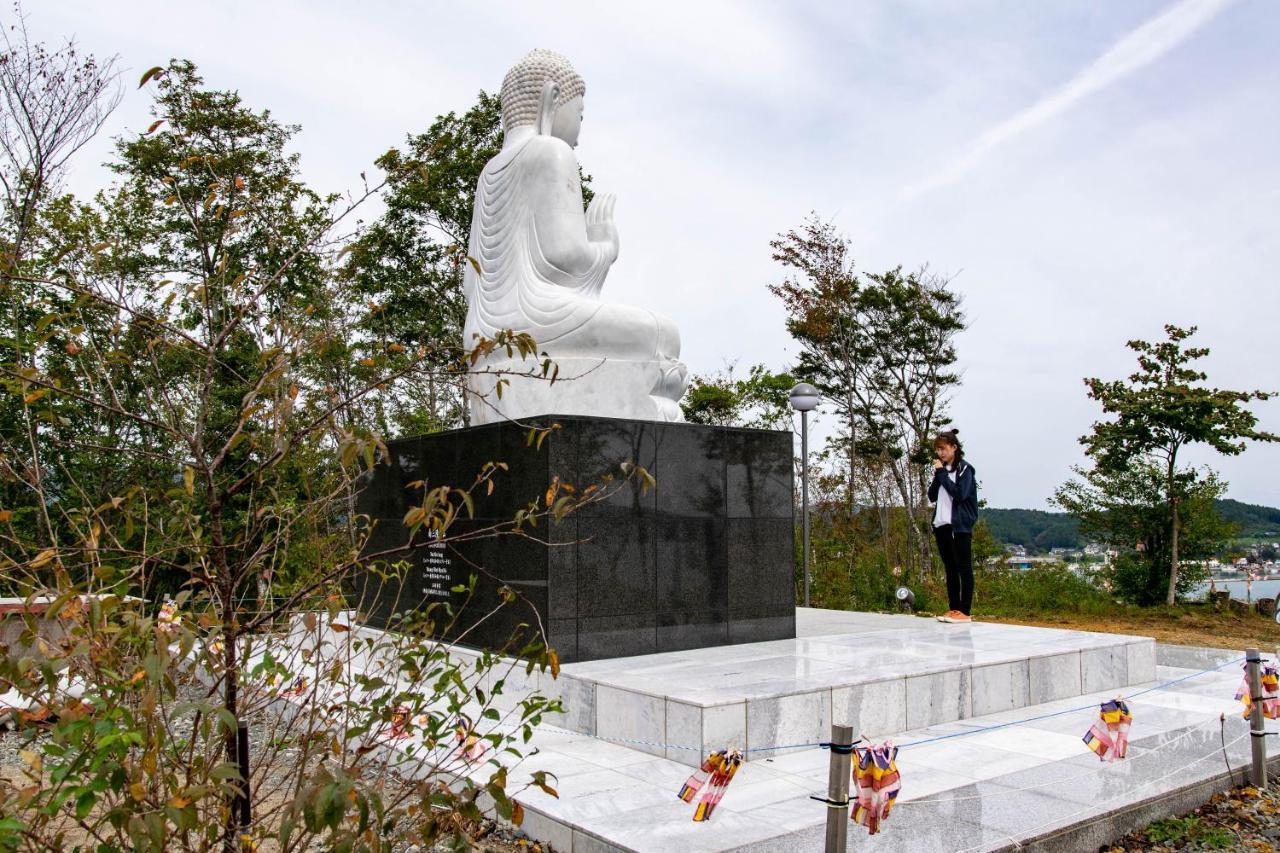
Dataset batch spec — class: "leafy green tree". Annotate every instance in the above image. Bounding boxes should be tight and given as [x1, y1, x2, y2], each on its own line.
[0, 13, 120, 549]
[1054, 462, 1233, 604]
[1, 57, 586, 851]
[680, 362, 794, 429]
[768, 215, 965, 582]
[342, 93, 501, 433]
[1077, 324, 1276, 604]
[344, 91, 594, 434]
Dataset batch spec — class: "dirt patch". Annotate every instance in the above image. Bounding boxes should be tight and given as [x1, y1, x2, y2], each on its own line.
[981, 606, 1280, 651]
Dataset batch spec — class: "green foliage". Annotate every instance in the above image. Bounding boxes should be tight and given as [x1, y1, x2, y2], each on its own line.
[968, 517, 1003, 567]
[343, 92, 503, 434]
[804, 504, 922, 612]
[1078, 324, 1277, 604]
[1057, 464, 1231, 604]
[1055, 463, 1233, 605]
[0, 52, 603, 850]
[680, 362, 794, 429]
[1144, 815, 1236, 848]
[769, 216, 965, 582]
[1083, 325, 1276, 469]
[975, 564, 1116, 618]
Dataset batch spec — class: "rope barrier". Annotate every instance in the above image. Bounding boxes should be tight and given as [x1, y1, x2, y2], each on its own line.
[893, 713, 1248, 807]
[958, 728, 1252, 853]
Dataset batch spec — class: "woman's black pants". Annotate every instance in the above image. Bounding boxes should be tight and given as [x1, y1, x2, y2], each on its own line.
[933, 524, 973, 615]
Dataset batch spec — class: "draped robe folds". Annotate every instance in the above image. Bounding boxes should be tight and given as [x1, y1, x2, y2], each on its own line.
[461, 131, 686, 422]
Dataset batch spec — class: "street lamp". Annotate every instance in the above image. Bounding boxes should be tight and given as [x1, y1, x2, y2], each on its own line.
[789, 382, 820, 608]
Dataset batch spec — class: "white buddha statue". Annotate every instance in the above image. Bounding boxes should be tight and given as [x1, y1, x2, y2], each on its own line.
[462, 49, 687, 424]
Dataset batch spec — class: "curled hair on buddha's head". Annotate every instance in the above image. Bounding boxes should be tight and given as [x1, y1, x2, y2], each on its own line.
[500, 48, 587, 132]
[933, 428, 963, 462]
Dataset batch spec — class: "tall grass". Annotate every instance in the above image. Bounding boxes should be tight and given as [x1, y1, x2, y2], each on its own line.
[972, 565, 1117, 617]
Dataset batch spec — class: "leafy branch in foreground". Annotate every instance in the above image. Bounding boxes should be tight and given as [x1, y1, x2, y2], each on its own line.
[0, 56, 623, 852]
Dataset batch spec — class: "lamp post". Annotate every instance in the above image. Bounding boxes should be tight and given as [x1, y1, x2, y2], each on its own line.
[789, 383, 820, 608]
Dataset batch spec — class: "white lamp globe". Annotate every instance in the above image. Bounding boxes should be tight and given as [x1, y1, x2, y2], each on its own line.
[789, 382, 820, 412]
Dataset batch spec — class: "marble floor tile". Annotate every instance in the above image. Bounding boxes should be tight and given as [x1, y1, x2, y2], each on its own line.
[895, 739, 1049, 781]
[703, 701, 747, 757]
[734, 793, 825, 833]
[1126, 640, 1157, 684]
[746, 689, 831, 757]
[517, 805, 574, 852]
[715, 775, 815, 812]
[971, 659, 1031, 716]
[1082, 644, 1128, 693]
[1029, 651, 1082, 704]
[595, 685, 665, 758]
[831, 676, 906, 737]
[543, 735, 666, 770]
[514, 767, 671, 825]
[961, 726, 1086, 761]
[906, 667, 972, 728]
[664, 699, 702, 762]
[573, 799, 789, 853]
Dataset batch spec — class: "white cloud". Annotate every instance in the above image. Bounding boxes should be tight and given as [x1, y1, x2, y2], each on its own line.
[18, 0, 1280, 508]
[903, 0, 1239, 199]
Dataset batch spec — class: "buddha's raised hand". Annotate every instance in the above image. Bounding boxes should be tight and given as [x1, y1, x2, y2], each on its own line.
[586, 192, 619, 261]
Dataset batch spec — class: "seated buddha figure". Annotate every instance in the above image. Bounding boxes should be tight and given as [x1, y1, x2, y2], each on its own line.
[462, 49, 687, 424]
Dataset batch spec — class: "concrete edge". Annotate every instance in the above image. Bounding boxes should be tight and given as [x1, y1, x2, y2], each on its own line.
[1006, 755, 1280, 852]
[1156, 642, 1245, 670]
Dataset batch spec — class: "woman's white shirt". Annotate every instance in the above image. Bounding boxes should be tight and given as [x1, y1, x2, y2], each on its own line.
[933, 466, 956, 528]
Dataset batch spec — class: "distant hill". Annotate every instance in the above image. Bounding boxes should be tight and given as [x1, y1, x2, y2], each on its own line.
[982, 499, 1280, 552]
[1215, 499, 1280, 538]
[981, 508, 1081, 552]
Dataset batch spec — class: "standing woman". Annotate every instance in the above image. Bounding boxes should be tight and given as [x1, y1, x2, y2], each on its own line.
[929, 429, 978, 623]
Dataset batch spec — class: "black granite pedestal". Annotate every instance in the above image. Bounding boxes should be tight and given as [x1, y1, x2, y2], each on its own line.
[354, 415, 796, 662]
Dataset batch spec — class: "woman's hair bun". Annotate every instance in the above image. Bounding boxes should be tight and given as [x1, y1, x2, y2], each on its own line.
[949, 428, 960, 435]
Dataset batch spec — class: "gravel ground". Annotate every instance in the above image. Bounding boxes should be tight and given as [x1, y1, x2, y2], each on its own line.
[1106, 784, 1280, 852]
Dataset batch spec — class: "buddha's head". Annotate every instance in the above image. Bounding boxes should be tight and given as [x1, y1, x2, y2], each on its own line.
[501, 49, 586, 147]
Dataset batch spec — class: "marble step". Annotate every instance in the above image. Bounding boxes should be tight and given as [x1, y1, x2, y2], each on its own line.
[466, 609, 1156, 768]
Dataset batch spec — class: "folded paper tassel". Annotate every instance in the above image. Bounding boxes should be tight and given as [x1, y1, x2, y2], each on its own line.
[850, 741, 900, 835]
[677, 749, 742, 821]
[1235, 663, 1280, 720]
[678, 753, 716, 803]
[1082, 699, 1130, 761]
[693, 750, 741, 822]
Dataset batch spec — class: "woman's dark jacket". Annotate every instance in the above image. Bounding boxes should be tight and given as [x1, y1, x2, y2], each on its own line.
[928, 460, 978, 534]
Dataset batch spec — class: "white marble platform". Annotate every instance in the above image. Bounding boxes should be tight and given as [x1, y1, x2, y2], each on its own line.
[433, 656, 1266, 852]
[523, 609, 1156, 767]
[256, 612, 1267, 851]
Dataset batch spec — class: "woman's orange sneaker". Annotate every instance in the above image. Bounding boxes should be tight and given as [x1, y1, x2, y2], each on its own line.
[950, 613, 973, 623]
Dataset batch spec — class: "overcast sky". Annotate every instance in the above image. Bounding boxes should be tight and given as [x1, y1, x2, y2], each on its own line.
[30, 0, 1280, 510]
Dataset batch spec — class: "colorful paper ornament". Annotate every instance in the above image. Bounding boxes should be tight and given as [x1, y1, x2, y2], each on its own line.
[1235, 661, 1280, 720]
[1082, 699, 1131, 762]
[850, 741, 900, 835]
[677, 749, 742, 821]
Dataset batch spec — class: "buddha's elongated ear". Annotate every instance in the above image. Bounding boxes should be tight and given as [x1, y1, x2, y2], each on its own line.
[536, 80, 560, 136]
